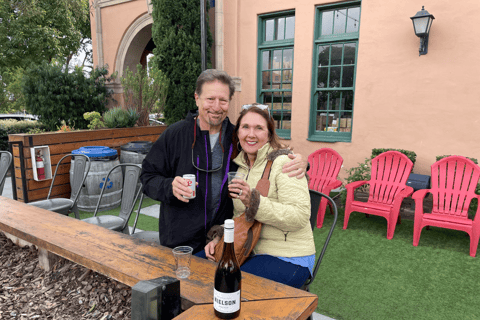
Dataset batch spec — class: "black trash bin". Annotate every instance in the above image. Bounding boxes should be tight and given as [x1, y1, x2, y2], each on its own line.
[120, 141, 153, 194]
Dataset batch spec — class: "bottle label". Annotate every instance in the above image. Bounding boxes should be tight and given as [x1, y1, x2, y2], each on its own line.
[214, 289, 241, 313]
[224, 228, 234, 243]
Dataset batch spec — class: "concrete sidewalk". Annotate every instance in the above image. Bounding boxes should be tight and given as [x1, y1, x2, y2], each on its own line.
[1, 176, 333, 320]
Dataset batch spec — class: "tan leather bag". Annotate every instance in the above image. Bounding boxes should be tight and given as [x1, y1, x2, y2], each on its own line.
[213, 160, 273, 265]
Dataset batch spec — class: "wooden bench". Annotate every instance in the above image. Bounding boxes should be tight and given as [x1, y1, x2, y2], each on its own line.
[0, 196, 318, 319]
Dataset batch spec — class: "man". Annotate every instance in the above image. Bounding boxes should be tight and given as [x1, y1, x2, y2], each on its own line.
[140, 69, 307, 253]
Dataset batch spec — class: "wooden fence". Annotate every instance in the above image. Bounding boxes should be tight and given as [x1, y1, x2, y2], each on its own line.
[8, 126, 166, 203]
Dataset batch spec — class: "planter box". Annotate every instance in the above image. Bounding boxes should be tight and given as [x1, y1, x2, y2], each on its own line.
[8, 126, 166, 203]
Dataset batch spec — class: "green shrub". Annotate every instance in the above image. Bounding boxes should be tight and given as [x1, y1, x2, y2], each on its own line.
[83, 111, 105, 129]
[0, 120, 45, 150]
[436, 155, 478, 164]
[120, 64, 169, 127]
[339, 157, 371, 204]
[103, 107, 140, 128]
[22, 62, 114, 131]
[371, 148, 417, 165]
[151, 0, 213, 124]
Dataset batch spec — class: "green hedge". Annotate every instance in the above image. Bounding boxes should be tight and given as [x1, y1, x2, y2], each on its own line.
[371, 148, 417, 165]
[0, 120, 45, 151]
[436, 155, 478, 164]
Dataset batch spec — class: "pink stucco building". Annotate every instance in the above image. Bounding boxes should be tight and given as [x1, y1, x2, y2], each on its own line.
[90, 0, 480, 177]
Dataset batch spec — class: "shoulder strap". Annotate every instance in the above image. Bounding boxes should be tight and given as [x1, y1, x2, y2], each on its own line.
[255, 160, 273, 197]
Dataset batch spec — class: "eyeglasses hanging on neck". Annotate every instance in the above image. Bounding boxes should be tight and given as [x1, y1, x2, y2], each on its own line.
[191, 116, 224, 173]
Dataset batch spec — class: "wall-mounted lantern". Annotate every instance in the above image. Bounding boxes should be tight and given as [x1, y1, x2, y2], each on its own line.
[410, 6, 435, 56]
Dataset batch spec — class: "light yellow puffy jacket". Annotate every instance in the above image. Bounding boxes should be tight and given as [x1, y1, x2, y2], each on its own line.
[232, 143, 315, 258]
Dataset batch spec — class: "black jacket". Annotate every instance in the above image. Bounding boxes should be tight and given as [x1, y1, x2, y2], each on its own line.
[140, 111, 236, 253]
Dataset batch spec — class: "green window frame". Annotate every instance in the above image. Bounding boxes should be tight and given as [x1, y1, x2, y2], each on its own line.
[308, 2, 361, 143]
[257, 11, 295, 139]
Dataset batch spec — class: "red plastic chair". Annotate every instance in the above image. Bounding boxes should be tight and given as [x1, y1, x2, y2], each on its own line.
[343, 151, 414, 239]
[412, 156, 480, 257]
[307, 148, 343, 228]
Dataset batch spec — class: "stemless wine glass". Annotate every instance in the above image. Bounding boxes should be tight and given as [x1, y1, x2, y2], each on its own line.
[227, 172, 245, 198]
[172, 246, 193, 279]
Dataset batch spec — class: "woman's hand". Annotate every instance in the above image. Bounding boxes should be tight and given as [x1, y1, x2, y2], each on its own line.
[228, 179, 251, 207]
[205, 236, 220, 261]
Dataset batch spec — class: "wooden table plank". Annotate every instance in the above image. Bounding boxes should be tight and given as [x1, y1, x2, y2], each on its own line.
[174, 297, 318, 320]
[0, 196, 318, 310]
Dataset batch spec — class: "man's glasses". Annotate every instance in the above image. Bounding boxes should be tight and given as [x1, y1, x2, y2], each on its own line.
[191, 116, 224, 173]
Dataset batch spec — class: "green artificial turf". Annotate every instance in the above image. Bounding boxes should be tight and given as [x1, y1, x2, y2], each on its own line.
[311, 208, 480, 320]
[77, 197, 160, 232]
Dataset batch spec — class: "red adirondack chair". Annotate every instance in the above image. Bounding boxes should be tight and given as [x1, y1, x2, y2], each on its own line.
[343, 151, 414, 239]
[307, 148, 343, 228]
[412, 156, 480, 257]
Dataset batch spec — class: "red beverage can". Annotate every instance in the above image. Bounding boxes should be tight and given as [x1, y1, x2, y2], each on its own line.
[183, 174, 196, 199]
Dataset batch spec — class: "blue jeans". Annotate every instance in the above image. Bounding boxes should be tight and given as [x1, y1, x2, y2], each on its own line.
[195, 251, 310, 289]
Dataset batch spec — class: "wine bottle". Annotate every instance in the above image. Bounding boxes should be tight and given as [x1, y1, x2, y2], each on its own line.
[214, 219, 242, 319]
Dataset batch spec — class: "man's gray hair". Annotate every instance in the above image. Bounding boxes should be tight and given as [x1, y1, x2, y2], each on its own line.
[195, 69, 235, 100]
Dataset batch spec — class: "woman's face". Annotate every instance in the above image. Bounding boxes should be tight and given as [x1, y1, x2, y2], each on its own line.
[238, 112, 269, 159]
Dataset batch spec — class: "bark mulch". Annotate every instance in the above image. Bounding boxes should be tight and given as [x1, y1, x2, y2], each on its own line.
[0, 232, 131, 320]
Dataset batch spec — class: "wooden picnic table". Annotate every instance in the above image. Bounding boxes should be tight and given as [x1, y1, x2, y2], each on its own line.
[0, 196, 318, 319]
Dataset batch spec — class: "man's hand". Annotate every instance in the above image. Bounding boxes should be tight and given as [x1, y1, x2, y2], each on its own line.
[282, 153, 308, 179]
[172, 176, 196, 202]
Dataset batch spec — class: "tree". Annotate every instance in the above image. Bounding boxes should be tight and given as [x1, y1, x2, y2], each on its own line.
[151, 0, 213, 124]
[0, 0, 91, 113]
[22, 62, 114, 131]
[121, 64, 169, 127]
[0, 0, 90, 70]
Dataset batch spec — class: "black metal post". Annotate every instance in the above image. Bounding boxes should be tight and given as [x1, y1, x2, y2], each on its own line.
[8, 141, 27, 202]
[200, 0, 206, 71]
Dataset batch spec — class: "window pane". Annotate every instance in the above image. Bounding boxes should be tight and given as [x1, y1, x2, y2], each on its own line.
[272, 91, 283, 112]
[342, 66, 354, 87]
[285, 16, 295, 39]
[326, 113, 340, 131]
[343, 43, 356, 64]
[317, 67, 328, 88]
[262, 51, 271, 70]
[329, 67, 341, 87]
[283, 69, 293, 83]
[344, 91, 353, 111]
[263, 92, 273, 105]
[331, 44, 343, 66]
[272, 71, 281, 89]
[283, 92, 292, 111]
[334, 9, 346, 34]
[330, 91, 342, 110]
[316, 112, 333, 131]
[321, 11, 334, 36]
[318, 45, 330, 67]
[273, 50, 282, 69]
[283, 49, 293, 68]
[346, 7, 360, 33]
[276, 18, 285, 40]
[317, 92, 328, 110]
[339, 112, 352, 132]
[265, 19, 274, 41]
[282, 70, 292, 89]
[262, 71, 271, 89]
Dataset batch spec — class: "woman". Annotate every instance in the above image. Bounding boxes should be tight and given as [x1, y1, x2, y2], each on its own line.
[204, 103, 315, 288]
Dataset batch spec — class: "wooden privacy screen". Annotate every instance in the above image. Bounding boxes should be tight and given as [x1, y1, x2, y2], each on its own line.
[8, 126, 166, 203]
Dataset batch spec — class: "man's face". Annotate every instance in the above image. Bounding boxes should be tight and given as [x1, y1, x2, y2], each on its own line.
[195, 80, 230, 132]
